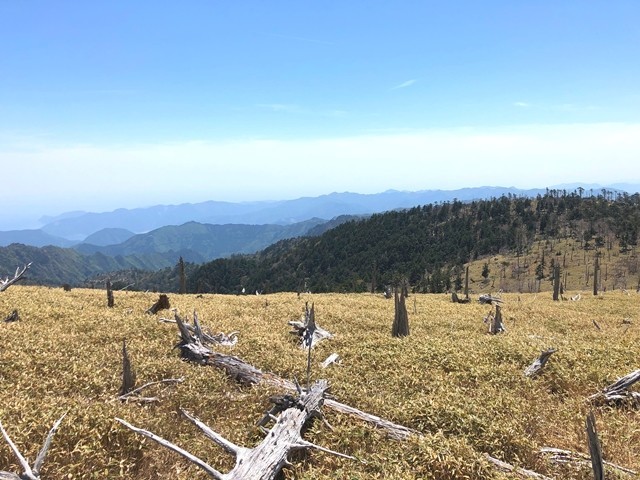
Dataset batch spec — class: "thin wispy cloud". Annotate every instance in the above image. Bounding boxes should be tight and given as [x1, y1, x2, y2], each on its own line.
[391, 79, 417, 90]
[513, 101, 531, 108]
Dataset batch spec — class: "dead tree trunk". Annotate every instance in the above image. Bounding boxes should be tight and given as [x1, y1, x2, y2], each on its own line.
[593, 255, 600, 296]
[0, 263, 32, 293]
[552, 265, 561, 301]
[464, 265, 470, 300]
[117, 380, 353, 480]
[107, 280, 114, 308]
[146, 294, 170, 314]
[178, 256, 186, 294]
[392, 289, 409, 337]
[524, 348, 557, 377]
[487, 304, 505, 335]
[586, 412, 604, 480]
[0, 413, 66, 480]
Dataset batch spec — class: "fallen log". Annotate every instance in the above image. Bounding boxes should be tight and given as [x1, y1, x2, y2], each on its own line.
[3, 310, 19, 323]
[540, 447, 637, 476]
[479, 293, 503, 305]
[0, 263, 31, 293]
[117, 379, 354, 480]
[589, 369, 640, 405]
[0, 412, 66, 480]
[171, 319, 550, 476]
[524, 348, 557, 377]
[485, 454, 553, 479]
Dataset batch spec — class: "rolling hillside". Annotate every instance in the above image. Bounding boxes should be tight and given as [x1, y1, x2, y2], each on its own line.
[187, 190, 640, 294]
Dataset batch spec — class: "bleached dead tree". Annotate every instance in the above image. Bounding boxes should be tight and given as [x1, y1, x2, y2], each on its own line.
[485, 304, 505, 335]
[160, 310, 238, 347]
[0, 412, 66, 480]
[117, 380, 355, 480]
[0, 263, 32, 293]
[288, 302, 332, 348]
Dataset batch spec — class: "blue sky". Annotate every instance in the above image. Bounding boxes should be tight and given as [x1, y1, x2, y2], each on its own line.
[2, 1, 640, 228]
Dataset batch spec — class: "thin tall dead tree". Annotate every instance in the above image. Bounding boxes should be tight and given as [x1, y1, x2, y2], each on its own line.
[0, 263, 32, 293]
[0, 412, 66, 480]
[178, 256, 186, 294]
[552, 265, 561, 301]
[106, 280, 114, 308]
[593, 255, 600, 296]
[464, 265, 470, 300]
[392, 288, 409, 337]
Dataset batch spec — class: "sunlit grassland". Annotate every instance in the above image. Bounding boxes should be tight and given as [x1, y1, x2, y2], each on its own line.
[1, 286, 639, 479]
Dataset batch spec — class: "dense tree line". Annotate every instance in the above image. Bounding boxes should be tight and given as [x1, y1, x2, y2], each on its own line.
[187, 190, 640, 294]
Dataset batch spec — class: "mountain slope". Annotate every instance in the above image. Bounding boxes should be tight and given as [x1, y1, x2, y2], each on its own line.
[83, 228, 135, 246]
[188, 191, 640, 294]
[74, 218, 327, 261]
[0, 229, 76, 248]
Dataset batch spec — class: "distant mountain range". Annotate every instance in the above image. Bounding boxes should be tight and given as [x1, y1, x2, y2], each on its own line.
[1, 183, 639, 287]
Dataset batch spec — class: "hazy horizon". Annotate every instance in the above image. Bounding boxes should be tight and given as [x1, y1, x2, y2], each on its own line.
[3, 2, 639, 227]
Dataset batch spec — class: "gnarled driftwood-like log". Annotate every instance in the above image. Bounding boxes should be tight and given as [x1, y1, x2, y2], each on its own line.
[117, 380, 354, 480]
[0, 263, 32, 293]
[451, 292, 470, 304]
[524, 348, 557, 377]
[161, 311, 238, 347]
[0, 412, 66, 480]
[479, 293, 503, 305]
[589, 369, 640, 405]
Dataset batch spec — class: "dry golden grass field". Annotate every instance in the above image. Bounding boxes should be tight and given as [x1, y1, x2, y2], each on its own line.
[1, 286, 639, 479]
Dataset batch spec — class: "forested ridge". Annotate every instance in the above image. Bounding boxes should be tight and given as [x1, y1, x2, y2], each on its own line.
[187, 190, 640, 294]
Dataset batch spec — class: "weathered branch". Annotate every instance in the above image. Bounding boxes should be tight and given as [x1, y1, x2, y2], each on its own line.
[524, 348, 557, 377]
[479, 293, 503, 305]
[485, 454, 553, 479]
[0, 263, 32, 293]
[540, 447, 637, 476]
[590, 369, 640, 404]
[321, 353, 340, 369]
[161, 311, 238, 347]
[0, 412, 66, 480]
[115, 417, 225, 480]
[119, 380, 352, 480]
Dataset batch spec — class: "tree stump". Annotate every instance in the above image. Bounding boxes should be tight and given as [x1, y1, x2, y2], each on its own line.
[146, 294, 170, 314]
